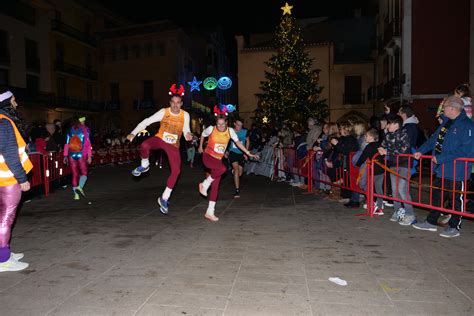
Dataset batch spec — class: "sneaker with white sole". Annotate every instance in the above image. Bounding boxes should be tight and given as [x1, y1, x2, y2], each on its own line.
[132, 165, 150, 177]
[158, 197, 169, 215]
[399, 215, 417, 226]
[390, 208, 405, 222]
[373, 205, 384, 216]
[233, 189, 240, 199]
[412, 221, 438, 232]
[0, 257, 29, 272]
[439, 227, 460, 238]
[11, 253, 24, 260]
[383, 200, 394, 207]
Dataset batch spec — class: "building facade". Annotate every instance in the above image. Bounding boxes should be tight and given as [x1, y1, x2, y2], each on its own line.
[99, 22, 228, 133]
[236, 16, 375, 125]
[0, 0, 126, 129]
[370, 0, 473, 131]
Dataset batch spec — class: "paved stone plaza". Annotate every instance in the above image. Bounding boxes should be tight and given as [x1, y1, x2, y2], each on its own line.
[1, 163, 474, 315]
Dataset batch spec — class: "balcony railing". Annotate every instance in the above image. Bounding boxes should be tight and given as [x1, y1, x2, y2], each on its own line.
[10, 86, 124, 112]
[343, 93, 365, 105]
[133, 99, 156, 110]
[51, 19, 96, 47]
[104, 101, 120, 110]
[56, 97, 103, 111]
[55, 61, 98, 80]
[383, 77, 401, 100]
[26, 57, 40, 72]
[367, 85, 386, 101]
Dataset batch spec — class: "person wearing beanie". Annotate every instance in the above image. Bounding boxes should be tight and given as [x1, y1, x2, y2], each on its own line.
[0, 89, 32, 272]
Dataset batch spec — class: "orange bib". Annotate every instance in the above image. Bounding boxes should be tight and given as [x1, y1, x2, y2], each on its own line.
[205, 127, 231, 160]
[155, 108, 185, 148]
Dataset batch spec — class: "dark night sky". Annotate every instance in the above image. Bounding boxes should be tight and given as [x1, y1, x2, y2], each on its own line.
[98, 0, 374, 72]
[99, 0, 374, 34]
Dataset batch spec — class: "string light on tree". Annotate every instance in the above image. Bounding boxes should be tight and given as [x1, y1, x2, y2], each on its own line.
[262, 116, 268, 124]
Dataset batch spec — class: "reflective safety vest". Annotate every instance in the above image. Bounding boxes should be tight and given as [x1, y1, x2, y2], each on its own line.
[205, 127, 230, 160]
[0, 114, 33, 186]
[155, 108, 185, 148]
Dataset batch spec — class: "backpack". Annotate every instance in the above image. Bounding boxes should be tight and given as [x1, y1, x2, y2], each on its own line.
[69, 134, 83, 152]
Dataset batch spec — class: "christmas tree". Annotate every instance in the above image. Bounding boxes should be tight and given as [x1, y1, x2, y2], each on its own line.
[255, 3, 328, 125]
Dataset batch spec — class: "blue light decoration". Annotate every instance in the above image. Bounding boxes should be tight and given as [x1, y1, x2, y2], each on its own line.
[217, 76, 232, 90]
[187, 76, 202, 92]
[225, 104, 236, 113]
[203, 77, 218, 90]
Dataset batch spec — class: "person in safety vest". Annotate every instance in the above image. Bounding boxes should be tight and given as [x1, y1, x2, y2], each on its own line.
[198, 108, 259, 222]
[0, 89, 32, 272]
[63, 116, 92, 200]
[127, 84, 193, 215]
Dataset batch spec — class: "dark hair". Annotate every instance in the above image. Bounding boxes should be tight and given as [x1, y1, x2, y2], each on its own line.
[387, 115, 403, 127]
[455, 83, 471, 97]
[369, 116, 381, 130]
[215, 114, 228, 122]
[366, 128, 379, 142]
[399, 105, 414, 117]
[0, 87, 29, 139]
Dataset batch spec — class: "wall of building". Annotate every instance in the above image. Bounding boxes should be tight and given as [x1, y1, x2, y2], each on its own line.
[411, 0, 470, 95]
[100, 32, 180, 132]
[0, 9, 53, 92]
[236, 36, 374, 125]
[330, 62, 374, 122]
[50, 0, 99, 101]
[470, 0, 474, 86]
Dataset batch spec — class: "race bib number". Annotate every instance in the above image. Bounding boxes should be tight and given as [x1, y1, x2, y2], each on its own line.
[162, 132, 178, 144]
[213, 143, 227, 155]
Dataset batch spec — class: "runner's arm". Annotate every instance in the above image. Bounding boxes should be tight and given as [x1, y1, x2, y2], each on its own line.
[182, 112, 191, 135]
[199, 126, 213, 151]
[130, 109, 165, 136]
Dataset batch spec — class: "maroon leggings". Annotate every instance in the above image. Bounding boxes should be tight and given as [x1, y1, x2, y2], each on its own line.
[140, 136, 181, 188]
[69, 156, 88, 187]
[202, 153, 227, 202]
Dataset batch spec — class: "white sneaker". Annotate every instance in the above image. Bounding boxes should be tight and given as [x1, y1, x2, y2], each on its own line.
[0, 257, 29, 272]
[11, 253, 24, 260]
[290, 182, 302, 187]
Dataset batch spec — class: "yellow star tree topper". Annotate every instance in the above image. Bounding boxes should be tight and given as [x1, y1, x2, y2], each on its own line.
[281, 2, 293, 15]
